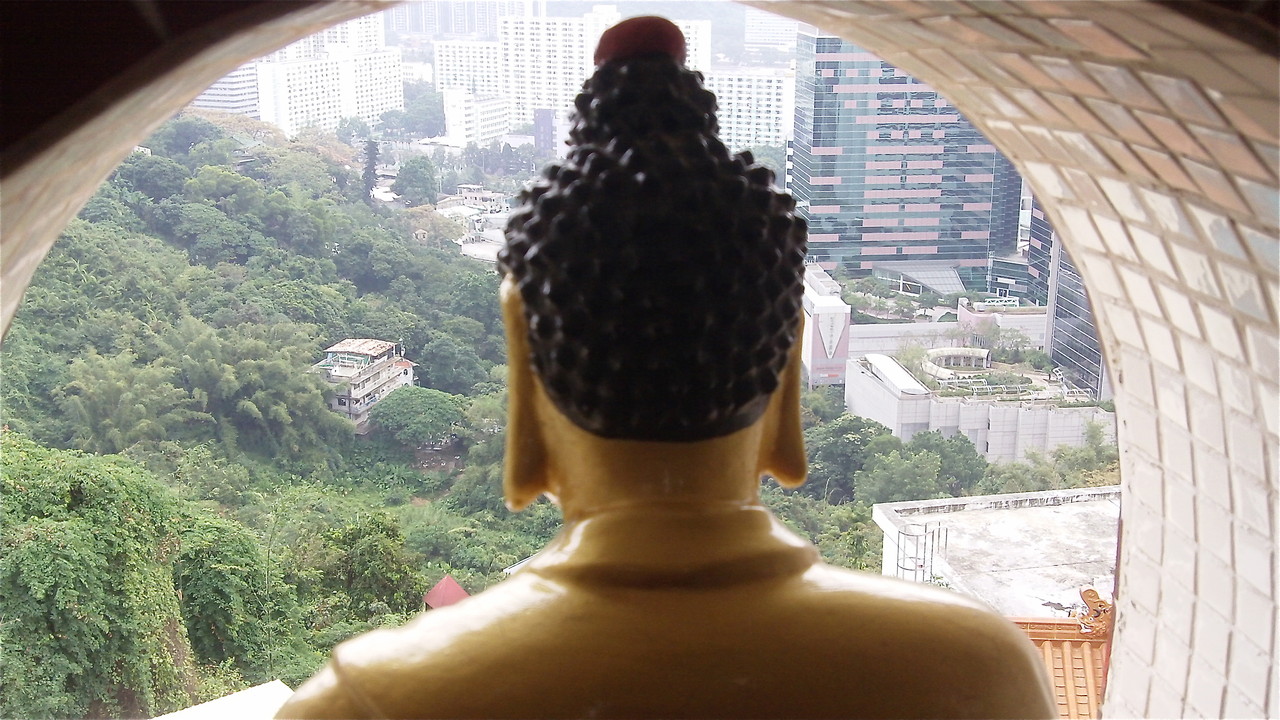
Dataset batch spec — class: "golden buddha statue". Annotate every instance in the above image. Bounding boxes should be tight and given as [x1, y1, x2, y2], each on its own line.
[277, 17, 1054, 719]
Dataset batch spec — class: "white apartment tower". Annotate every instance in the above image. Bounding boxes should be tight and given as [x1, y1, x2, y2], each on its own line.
[703, 66, 794, 152]
[499, 11, 610, 126]
[434, 40, 503, 97]
[350, 50, 405, 124]
[442, 88, 512, 147]
[743, 5, 800, 50]
[191, 62, 259, 117]
[254, 14, 404, 136]
[419, 0, 544, 39]
[498, 7, 711, 125]
[320, 14, 385, 52]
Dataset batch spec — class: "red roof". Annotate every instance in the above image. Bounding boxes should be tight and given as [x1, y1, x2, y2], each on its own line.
[423, 574, 470, 609]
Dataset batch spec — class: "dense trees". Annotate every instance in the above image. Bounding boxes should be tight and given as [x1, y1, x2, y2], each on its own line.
[321, 513, 423, 614]
[336, 117, 371, 145]
[174, 514, 303, 680]
[113, 153, 190, 201]
[796, 404, 1117, 506]
[59, 349, 208, 454]
[400, 81, 447, 139]
[854, 449, 945, 504]
[417, 330, 489, 394]
[370, 386, 466, 448]
[1, 111, 528, 716]
[147, 115, 224, 160]
[1, 433, 199, 718]
[802, 414, 890, 503]
[392, 156, 440, 206]
[901, 430, 986, 497]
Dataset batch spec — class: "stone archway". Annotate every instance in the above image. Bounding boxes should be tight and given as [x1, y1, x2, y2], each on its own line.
[1, 2, 1276, 716]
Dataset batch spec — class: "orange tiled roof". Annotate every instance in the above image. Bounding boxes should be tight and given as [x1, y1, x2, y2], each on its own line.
[1012, 617, 1109, 720]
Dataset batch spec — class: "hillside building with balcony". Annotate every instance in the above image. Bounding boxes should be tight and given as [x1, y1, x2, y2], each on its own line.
[313, 339, 415, 433]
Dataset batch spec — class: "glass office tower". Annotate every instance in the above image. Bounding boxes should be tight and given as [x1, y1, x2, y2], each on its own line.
[1026, 196, 1056, 305]
[788, 30, 1022, 293]
[1045, 233, 1112, 400]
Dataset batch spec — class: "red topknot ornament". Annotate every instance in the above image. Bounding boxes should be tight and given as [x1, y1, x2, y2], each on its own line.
[594, 16, 686, 66]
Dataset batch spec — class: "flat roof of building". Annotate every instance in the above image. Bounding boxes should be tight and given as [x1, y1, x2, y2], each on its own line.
[803, 264, 842, 296]
[807, 292, 850, 312]
[325, 339, 396, 356]
[875, 487, 1119, 617]
[863, 353, 930, 395]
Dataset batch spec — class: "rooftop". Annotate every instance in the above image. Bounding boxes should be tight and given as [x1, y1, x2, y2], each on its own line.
[874, 487, 1119, 616]
[324, 338, 396, 356]
[880, 262, 966, 295]
[862, 353, 930, 395]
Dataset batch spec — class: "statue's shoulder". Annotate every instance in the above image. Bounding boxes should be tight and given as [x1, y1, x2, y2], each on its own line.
[794, 563, 1039, 650]
[277, 566, 1054, 719]
[277, 579, 557, 718]
[764, 563, 1055, 717]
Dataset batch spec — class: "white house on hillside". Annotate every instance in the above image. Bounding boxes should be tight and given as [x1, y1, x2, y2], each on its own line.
[313, 339, 415, 433]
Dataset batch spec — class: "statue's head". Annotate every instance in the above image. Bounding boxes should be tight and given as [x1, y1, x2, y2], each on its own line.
[498, 17, 808, 508]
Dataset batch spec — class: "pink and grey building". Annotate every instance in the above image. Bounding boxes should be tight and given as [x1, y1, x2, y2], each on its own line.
[787, 30, 1023, 293]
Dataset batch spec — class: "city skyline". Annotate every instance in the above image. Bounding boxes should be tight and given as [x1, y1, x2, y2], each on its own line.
[188, 2, 1106, 405]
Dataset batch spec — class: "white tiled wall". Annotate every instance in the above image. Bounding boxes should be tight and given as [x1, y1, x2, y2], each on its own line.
[753, 1, 1278, 716]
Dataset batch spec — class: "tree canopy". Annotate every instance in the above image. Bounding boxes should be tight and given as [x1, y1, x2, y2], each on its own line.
[370, 386, 466, 448]
[1, 432, 197, 717]
[391, 156, 440, 207]
[802, 414, 892, 503]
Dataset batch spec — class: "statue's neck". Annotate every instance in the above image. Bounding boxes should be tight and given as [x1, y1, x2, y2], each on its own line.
[522, 395, 817, 582]
[524, 502, 819, 587]
[546, 428, 767, 522]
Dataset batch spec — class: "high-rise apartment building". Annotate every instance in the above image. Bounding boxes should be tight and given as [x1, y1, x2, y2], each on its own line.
[254, 15, 404, 137]
[421, 0, 543, 39]
[434, 40, 503, 97]
[743, 5, 799, 51]
[320, 14, 385, 52]
[384, 2, 432, 37]
[788, 31, 1023, 293]
[442, 89, 511, 147]
[498, 13, 598, 126]
[498, 7, 710, 125]
[191, 63, 259, 117]
[703, 67, 794, 153]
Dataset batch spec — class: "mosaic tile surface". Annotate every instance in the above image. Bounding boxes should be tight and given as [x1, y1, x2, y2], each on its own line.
[749, 1, 1278, 716]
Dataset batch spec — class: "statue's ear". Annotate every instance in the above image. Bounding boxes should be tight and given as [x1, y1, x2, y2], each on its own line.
[501, 278, 551, 511]
[759, 322, 807, 488]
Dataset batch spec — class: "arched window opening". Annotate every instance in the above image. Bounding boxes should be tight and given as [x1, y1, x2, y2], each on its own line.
[0, 2, 1274, 719]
